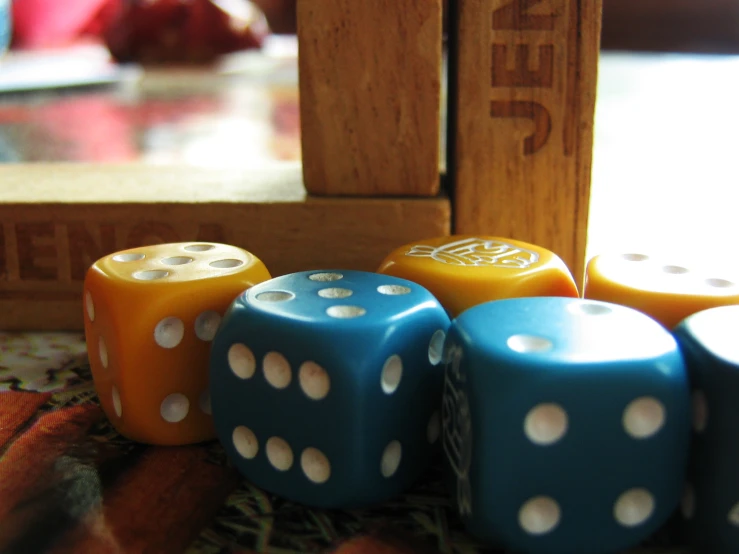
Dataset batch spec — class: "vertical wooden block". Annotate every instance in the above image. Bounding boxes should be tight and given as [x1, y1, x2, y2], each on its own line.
[297, 0, 443, 197]
[447, 0, 602, 283]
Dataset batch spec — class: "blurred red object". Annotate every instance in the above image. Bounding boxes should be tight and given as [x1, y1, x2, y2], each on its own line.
[11, 0, 120, 48]
[104, 0, 268, 64]
[11, 0, 267, 63]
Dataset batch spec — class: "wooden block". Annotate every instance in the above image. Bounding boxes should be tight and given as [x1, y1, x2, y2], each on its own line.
[297, 0, 443, 197]
[0, 163, 450, 331]
[446, 0, 602, 284]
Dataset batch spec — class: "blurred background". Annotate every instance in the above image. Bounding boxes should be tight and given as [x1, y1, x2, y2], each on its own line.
[3, 0, 739, 55]
[0, 0, 304, 166]
[0, 0, 738, 266]
[1, 0, 737, 165]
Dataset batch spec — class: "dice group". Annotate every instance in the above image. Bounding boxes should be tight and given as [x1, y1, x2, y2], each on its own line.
[208, 270, 450, 508]
[82, 237, 739, 552]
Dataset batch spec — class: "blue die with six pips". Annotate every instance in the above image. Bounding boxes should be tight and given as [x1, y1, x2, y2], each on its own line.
[209, 269, 450, 508]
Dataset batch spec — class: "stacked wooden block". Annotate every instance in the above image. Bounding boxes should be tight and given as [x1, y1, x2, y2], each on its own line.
[297, 0, 601, 284]
[0, 0, 602, 330]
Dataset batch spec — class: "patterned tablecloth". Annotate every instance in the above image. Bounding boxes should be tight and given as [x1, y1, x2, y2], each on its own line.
[0, 333, 689, 554]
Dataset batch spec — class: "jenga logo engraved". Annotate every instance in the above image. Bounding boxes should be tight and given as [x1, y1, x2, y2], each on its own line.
[487, 0, 582, 157]
[405, 238, 539, 268]
[491, 44, 554, 88]
[0, 221, 227, 300]
[16, 222, 58, 281]
[442, 343, 473, 516]
[489, 0, 557, 156]
[490, 101, 552, 155]
[492, 0, 556, 30]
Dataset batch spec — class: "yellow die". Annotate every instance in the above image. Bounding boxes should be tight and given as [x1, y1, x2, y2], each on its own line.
[584, 253, 739, 329]
[376, 235, 578, 317]
[83, 242, 271, 445]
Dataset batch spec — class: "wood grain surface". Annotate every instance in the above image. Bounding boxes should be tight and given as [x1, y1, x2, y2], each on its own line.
[0, 164, 450, 331]
[297, 0, 443, 196]
[446, 0, 602, 284]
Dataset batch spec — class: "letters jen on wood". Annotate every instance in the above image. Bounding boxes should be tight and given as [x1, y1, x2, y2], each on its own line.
[0, 222, 227, 298]
[447, 0, 601, 284]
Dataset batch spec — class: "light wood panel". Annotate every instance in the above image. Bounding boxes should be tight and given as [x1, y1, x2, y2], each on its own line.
[0, 163, 450, 331]
[446, 0, 602, 284]
[297, 0, 443, 196]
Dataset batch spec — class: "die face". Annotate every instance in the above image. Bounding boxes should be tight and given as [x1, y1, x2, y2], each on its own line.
[673, 306, 739, 552]
[584, 253, 739, 329]
[241, 269, 442, 327]
[441, 336, 476, 521]
[83, 242, 271, 445]
[87, 287, 220, 445]
[209, 270, 450, 508]
[458, 295, 679, 366]
[95, 242, 265, 285]
[676, 305, 739, 367]
[442, 297, 691, 554]
[376, 235, 579, 317]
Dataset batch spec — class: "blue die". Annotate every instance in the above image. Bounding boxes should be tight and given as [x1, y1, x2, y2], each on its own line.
[673, 305, 739, 553]
[209, 270, 450, 508]
[441, 297, 691, 554]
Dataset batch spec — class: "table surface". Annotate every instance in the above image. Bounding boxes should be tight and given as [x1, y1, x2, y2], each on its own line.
[0, 39, 735, 553]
